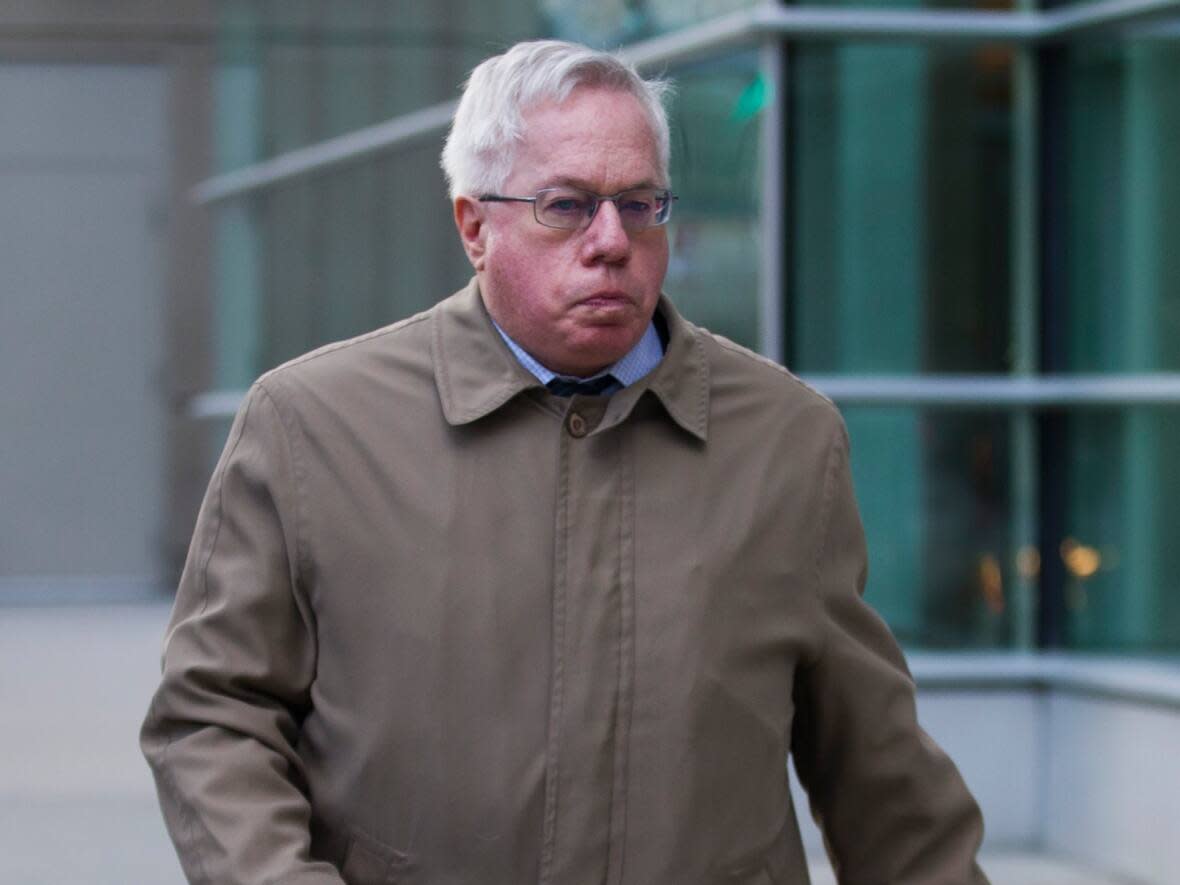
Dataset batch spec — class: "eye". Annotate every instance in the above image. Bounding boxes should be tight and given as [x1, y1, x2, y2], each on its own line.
[542, 192, 591, 216]
[618, 191, 658, 217]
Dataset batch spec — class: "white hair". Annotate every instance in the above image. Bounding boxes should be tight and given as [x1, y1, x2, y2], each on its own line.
[441, 40, 672, 200]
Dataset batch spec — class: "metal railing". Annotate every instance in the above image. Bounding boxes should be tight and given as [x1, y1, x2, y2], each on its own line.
[802, 374, 1180, 407]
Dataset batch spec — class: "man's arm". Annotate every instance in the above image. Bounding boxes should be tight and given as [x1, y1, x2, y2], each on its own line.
[142, 382, 343, 885]
[791, 421, 990, 885]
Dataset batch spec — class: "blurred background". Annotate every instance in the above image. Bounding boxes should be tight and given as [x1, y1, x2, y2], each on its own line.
[1, 0, 1177, 882]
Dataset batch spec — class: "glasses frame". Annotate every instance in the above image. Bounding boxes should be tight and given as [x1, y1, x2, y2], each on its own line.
[478, 186, 678, 232]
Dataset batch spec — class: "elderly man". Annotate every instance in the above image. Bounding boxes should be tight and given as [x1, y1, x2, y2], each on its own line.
[143, 40, 988, 885]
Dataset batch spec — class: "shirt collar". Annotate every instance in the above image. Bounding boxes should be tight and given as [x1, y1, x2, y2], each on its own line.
[432, 277, 708, 440]
[490, 318, 663, 389]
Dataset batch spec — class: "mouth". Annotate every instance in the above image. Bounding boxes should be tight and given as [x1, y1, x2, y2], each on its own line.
[577, 290, 633, 310]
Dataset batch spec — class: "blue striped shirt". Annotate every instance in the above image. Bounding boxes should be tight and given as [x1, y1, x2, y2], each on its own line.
[492, 320, 664, 394]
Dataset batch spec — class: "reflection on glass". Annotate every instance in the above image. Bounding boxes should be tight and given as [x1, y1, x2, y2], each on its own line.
[250, 144, 469, 374]
[842, 408, 1021, 649]
[1054, 37, 1180, 652]
[542, 0, 760, 46]
[216, 1, 542, 151]
[665, 52, 762, 349]
[790, 42, 1013, 374]
[1063, 37, 1180, 374]
[210, 0, 549, 383]
[805, 0, 1013, 10]
[1063, 408, 1180, 651]
[789, 43, 1016, 648]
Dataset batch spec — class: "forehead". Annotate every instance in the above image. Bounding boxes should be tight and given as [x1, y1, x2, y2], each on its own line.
[510, 87, 663, 191]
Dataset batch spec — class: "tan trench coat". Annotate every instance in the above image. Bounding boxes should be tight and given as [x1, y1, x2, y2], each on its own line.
[143, 279, 987, 885]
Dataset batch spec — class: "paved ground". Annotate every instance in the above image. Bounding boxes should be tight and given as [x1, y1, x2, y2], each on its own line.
[0, 603, 1148, 884]
[811, 855, 1142, 885]
[1, 603, 182, 884]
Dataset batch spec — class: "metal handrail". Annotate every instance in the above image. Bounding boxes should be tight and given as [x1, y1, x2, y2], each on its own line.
[801, 373, 1180, 407]
[186, 374, 1180, 420]
[191, 100, 457, 205]
[1039, 0, 1180, 38]
[190, 0, 1180, 206]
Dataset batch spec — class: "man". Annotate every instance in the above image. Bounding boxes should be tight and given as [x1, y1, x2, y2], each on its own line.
[143, 40, 988, 885]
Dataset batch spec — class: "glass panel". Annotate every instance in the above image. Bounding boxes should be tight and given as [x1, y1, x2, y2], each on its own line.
[216, 0, 543, 155]
[213, 59, 263, 389]
[803, 0, 1014, 11]
[789, 43, 1017, 648]
[790, 42, 1014, 374]
[543, 0, 761, 46]
[1062, 408, 1180, 651]
[247, 141, 468, 374]
[844, 408, 1025, 649]
[666, 52, 763, 350]
[1054, 32, 1180, 652]
[1062, 35, 1180, 374]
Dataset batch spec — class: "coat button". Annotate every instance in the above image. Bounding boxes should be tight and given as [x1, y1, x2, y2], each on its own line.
[567, 412, 588, 438]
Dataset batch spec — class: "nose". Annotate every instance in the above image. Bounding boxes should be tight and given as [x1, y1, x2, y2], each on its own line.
[580, 199, 631, 265]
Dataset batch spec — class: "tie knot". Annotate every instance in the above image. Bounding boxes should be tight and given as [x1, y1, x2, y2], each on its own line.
[546, 374, 617, 397]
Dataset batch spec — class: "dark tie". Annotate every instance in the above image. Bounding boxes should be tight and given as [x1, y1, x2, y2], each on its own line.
[546, 374, 617, 397]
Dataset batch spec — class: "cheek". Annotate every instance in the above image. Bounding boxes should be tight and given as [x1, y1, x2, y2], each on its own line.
[485, 232, 526, 287]
[638, 239, 670, 291]
[485, 243, 556, 321]
[498, 232, 575, 295]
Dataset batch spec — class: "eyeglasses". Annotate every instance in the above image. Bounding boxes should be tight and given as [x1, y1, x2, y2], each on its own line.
[478, 186, 677, 232]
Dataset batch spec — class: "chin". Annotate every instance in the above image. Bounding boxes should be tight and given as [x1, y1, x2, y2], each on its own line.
[568, 338, 637, 374]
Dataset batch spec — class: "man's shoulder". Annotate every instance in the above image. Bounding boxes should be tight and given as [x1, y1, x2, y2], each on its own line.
[256, 302, 441, 401]
[687, 322, 839, 419]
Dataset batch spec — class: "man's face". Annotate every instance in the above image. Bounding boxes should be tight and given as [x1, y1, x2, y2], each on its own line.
[456, 86, 669, 377]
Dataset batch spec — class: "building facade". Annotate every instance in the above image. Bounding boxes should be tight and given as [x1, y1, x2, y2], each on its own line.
[193, 0, 1180, 655]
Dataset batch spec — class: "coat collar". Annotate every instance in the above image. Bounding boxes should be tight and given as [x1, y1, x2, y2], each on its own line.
[432, 277, 709, 441]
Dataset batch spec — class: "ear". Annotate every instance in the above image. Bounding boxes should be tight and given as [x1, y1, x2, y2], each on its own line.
[454, 196, 488, 271]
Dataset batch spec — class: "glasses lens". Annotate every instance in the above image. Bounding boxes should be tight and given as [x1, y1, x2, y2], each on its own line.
[617, 189, 672, 229]
[535, 188, 595, 230]
[533, 187, 674, 230]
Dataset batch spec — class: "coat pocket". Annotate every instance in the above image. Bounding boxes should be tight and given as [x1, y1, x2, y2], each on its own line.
[723, 867, 776, 885]
[340, 827, 415, 885]
[719, 803, 808, 885]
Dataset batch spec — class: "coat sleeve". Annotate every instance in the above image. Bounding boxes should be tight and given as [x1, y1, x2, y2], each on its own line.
[141, 381, 344, 885]
[790, 419, 990, 885]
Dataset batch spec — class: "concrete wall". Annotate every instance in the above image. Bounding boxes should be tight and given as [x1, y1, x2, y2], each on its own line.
[0, 63, 169, 592]
[1045, 693, 1180, 884]
[793, 654, 1180, 883]
[0, 4, 215, 600]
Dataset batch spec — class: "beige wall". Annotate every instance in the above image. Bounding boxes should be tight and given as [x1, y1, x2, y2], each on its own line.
[0, 3, 215, 597]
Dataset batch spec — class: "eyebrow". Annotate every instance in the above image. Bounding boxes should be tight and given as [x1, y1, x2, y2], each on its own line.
[545, 176, 664, 193]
